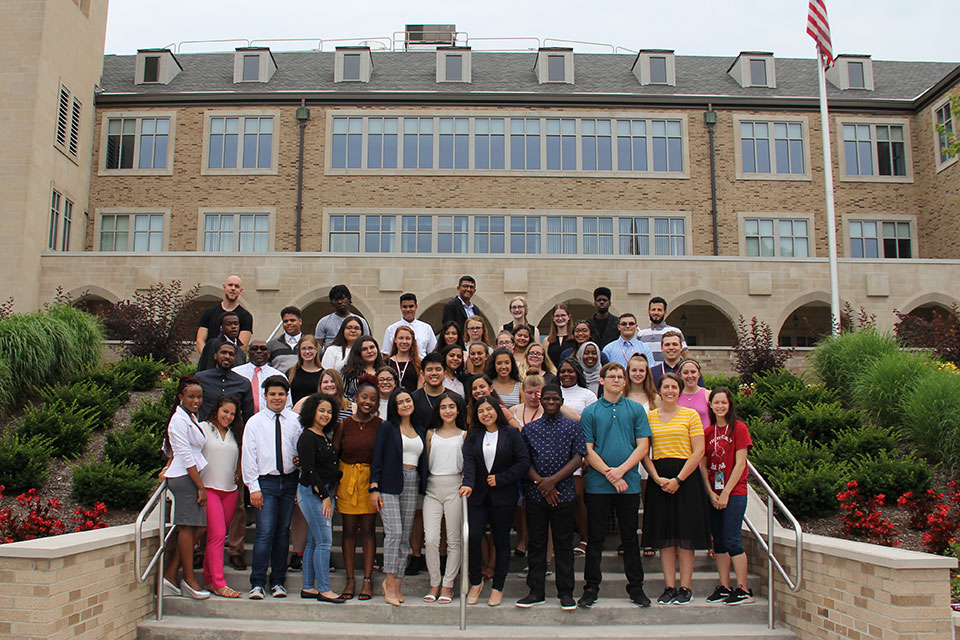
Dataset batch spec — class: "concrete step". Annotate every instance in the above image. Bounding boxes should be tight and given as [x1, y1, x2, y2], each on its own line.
[139, 617, 795, 640]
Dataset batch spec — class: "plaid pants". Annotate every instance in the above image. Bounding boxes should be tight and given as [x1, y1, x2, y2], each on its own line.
[380, 467, 419, 575]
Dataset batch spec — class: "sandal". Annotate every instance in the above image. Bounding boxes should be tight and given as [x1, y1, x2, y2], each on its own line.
[212, 586, 241, 598]
[340, 577, 355, 600]
[438, 587, 453, 604]
[423, 586, 439, 603]
[574, 542, 587, 557]
[358, 576, 373, 601]
[643, 547, 656, 557]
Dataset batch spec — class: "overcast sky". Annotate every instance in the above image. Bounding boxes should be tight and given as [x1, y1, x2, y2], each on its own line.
[104, 0, 957, 62]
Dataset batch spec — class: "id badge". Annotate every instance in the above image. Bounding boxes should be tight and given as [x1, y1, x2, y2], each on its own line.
[714, 471, 725, 491]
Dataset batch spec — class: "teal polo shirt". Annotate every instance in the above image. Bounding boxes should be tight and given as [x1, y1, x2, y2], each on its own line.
[580, 396, 652, 495]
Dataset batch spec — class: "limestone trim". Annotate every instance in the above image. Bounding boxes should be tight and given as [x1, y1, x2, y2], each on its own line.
[93, 207, 171, 253]
[735, 211, 816, 258]
[196, 206, 277, 253]
[97, 109, 178, 176]
[834, 114, 914, 184]
[840, 212, 918, 260]
[199, 108, 281, 176]
[931, 94, 959, 173]
[731, 114, 813, 181]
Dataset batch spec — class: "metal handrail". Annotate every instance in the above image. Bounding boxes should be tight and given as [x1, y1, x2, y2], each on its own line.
[459, 494, 469, 631]
[134, 480, 177, 621]
[743, 461, 803, 630]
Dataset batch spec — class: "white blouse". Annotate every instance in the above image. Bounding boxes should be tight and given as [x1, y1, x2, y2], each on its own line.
[429, 431, 464, 475]
[165, 406, 208, 478]
[482, 430, 499, 473]
[321, 346, 351, 372]
[200, 421, 240, 492]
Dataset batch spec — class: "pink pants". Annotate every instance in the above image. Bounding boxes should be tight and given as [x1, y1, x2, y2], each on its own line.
[203, 488, 239, 589]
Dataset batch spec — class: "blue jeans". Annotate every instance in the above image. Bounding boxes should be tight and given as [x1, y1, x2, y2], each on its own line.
[250, 474, 298, 589]
[297, 483, 334, 592]
[709, 494, 747, 557]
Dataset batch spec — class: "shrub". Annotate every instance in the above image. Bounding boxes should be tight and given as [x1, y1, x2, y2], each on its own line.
[0, 435, 52, 493]
[751, 435, 833, 473]
[0, 358, 11, 411]
[846, 450, 933, 498]
[703, 373, 740, 391]
[764, 461, 844, 519]
[130, 400, 170, 437]
[73, 368, 135, 400]
[159, 362, 197, 408]
[18, 401, 97, 459]
[752, 368, 804, 401]
[40, 381, 124, 430]
[42, 304, 103, 374]
[809, 330, 899, 404]
[831, 425, 898, 463]
[764, 385, 839, 420]
[101, 281, 199, 364]
[745, 416, 788, 448]
[112, 356, 165, 391]
[0, 313, 58, 399]
[71, 460, 156, 510]
[900, 369, 960, 470]
[784, 402, 862, 444]
[105, 425, 164, 473]
[852, 350, 937, 430]
[894, 304, 960, 367]
[735, 391, 765, 421]
[732, 316, 793, 383]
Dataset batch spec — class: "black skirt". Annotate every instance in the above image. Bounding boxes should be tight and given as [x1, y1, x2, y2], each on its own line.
[641, 458, 712, 550]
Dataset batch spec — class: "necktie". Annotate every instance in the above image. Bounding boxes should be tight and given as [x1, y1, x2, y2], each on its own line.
[275, 413, 284, 475]
[251, 366, 261, 413]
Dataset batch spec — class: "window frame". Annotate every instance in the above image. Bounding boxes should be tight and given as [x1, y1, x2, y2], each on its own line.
[835, 116, 913, 183]
[200, 109, 280, 176]
[732, 114, 812, 181]
[932, 95, 958, 172]
[196, 207, 275, 253]
[841, 214, 917, 259]
[736, 212, 815, 258]
[436, 48, 471, 83]
[98, 110, 177, 176]
[55, 84, 82, 162]
[93, 208, 170, 253]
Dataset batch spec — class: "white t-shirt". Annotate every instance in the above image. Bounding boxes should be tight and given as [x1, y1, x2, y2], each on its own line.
[560, 385, 598, 415]
[482, 430, 499, 472]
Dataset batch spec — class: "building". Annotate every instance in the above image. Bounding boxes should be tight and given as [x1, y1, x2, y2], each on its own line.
[28, 28, 960, 345]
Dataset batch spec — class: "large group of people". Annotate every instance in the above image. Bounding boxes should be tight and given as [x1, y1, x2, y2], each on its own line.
[160, 275, 754, 610]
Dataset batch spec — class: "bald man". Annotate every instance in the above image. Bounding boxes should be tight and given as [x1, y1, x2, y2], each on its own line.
[196, 274, 254, 354]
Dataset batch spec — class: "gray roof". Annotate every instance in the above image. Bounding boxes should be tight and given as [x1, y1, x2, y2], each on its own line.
[98, 51, 959, 106]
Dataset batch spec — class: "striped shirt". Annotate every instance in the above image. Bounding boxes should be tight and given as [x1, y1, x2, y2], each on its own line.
[636, 324, 687, 363]
[647, 406, 703, 460]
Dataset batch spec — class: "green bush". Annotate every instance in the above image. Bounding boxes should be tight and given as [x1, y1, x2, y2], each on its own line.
[751, 435, 833, 473]
[752, 368, 804, 402]
[746, 416, 788, 448]
[160, 362, 198, 408]
[900, 369, 960, 470]
[809, 330, 899, 404]
[40, 381, 124, 430]
[0, 358, 12, 410]
[764, 461, 844, 519]
[42, 304, 103, 375]
[112, 356, 165, 391]
[130, 400, 170, 437]
[18, 401, 97, 459]
[831, 425, 898, 463]
[105, 425, 165, 474]
[735, 392, 765, 421]
[764, 384, 839, 420]
[783, 402, 862, 444]
[703, 373, 740, 391]
[846, 450, 933, 498]
[71, 460, 156, 510]
[73, 368, 135, 400]
[852, 350, 937, 430]
[0, 313, 58, 398]
[0, 434, 53, 493]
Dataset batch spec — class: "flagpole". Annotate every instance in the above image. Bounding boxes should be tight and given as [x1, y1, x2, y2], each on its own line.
[816, 48, 841, 334]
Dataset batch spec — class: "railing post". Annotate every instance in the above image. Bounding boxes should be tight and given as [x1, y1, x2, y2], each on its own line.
[157, 488, 166, 621]
[767, 494, 774, 629]
[460, 495, 468, 631]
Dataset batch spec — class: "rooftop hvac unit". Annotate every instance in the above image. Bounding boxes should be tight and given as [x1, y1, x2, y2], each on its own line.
[404, 24, 456, 48]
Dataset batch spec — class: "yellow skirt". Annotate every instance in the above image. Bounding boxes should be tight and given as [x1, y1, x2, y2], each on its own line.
[336, 462, 376, 515]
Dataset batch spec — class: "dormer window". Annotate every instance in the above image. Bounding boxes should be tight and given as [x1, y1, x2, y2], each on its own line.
[135, 49, 181, 85]
[343, 54, 361, 80]
[727, 52, 775, 88]
[143, 56, 160, 83]
[242, 55, 259, 81]
[548, 55, 565, 81]
[826, 55, 874, 91]
[749, 59, 767, 86]
[335, 47, 373, 83]
[436, 47, 471, 83]
[536, 48, 573, 84]
[632, 50, 676, 86]
[848, 61, 864, 88]
[234, 47, 277, 83]
[650, 57, 667, 84]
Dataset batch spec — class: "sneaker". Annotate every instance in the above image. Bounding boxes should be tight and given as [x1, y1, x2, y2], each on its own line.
[657, 587, 678, 605]
[271, 584, 288, 598]
[577, 590, 598, 609]
[515, 593, 545, 608]
[706, 585, 732, 603]
[545, 563, 553, 577]
[288, 553, 302, 572]
[249, 586, 265, 600]
[674, 587, 692, 605]
[560, 594, 577, 611]
[724, 587, 754, 606]
[519, 565, 529, 576]
[631, 588, 651, 607]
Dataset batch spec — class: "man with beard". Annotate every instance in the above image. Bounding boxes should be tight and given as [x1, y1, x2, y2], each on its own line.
[196, 275, 253, 355]
[584, 287, 620, 349]
[637, 297, 690, 364]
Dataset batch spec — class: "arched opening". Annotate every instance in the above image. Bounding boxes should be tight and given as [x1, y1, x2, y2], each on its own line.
[665, 303, 736, 347]
[535, 300, 595, 337]
[301, 298, 371, 340]
[182, 294, 221, 334]
[778, 302, 831, 347]
[905, 302, 956, 323]
[74, 295, 112, 318]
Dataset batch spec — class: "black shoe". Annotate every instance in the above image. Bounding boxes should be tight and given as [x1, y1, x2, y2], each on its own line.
[724, 587, 754, 606]
[631, 588, 651, 607]
[317, 593, 346, 604]
[288, 553, 302, 572]
[657, 587, 678, 605]
[706, 585, 732, 603]
[404, 554, 425, 576]
[515, 592, 545, 608]
[300, 589, 318, 599]
[577, 590, 598, 609]
[674, 587, 693, 605]
[560, 594, 577, 611]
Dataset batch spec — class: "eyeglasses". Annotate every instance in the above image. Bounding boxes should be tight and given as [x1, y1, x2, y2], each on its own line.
[248, 345, 269, 351]
[528, 351, 544, 358]
[619, 321, 637, 327]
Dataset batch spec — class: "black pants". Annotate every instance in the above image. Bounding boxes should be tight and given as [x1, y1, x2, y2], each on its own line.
[526, 499, 575, 598]
[467, 497, 517, 591]
[583, 492, 644, 598]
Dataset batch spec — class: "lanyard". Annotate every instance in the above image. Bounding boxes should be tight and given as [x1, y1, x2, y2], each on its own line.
[619, 339, 634, 364]
[710, 422, 730, 468]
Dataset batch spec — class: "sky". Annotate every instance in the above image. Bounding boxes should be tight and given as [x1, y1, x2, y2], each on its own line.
[103, 0, 958, 62]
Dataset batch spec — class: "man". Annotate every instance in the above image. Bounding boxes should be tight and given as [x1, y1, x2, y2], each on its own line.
[314, 285, 370, 347]
[268, 306, 303, 372]
[197, 311, 246, 371]
[601, 313, 655, 369]
[578, 363, 652, 609]
[584, 287, 620, 349]
[241, 375, 302, 599]
[651, 331, 701, 386]
[195, 342, 256, 425]
[637, 297, 690, 364]
[381, 293, 437, 358]
[441, 275, 479, 331]
[518, 384, 586, 611]
[196, 274, 253, 354]
[235, 340, 292, 413]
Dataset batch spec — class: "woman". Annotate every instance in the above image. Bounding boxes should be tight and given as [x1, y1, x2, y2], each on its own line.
[560, 320, 595, 361]
[287, 335, 324, 405]
[161, 377, 210, 599]
[333, 374, 382, 601]
[297, 393, 345, 603]
[502, 296, 541, 342]
[484, 348, 522, 407]
[322, 315, 364, 371]
[464, 316, 491, 349]
[510, 325, 533, 362]
[511, 373, 544, 426]
[577, 341, 603, 396]
[467, 374, 523, 430]
[677, 359, 710, 428]
[544, 304, 574, 368]
[518, 342, 557, 386]
[626, 353, 660, 410]
[370, 389, 427, 606]
[642, 373, 711, 606]
[433, 321, 464, 353]
[422, 392, 467, 604]
[465, 341, 489, 376]
[342, 336, 385, 401]
[460, 396, 530, 607]
[320, 369, 353, 422]
[376, 367, 399, 419]
[441, 343, 466, 397]
[495, 331, 514, 352]
[700, 388, 754, 606]
[557, 358, 597, 416]
[200, 395, 242, 599]
[386, 325, 422, 392]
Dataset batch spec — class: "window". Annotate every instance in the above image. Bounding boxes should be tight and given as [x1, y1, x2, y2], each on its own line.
[203, 213, 269, 252]
[618, 218, 650, 255]
[105, 116, 171, 170]
[582, 217, 614, 255]
[744, 218, 809, 257]
[546, 119, 576, 171]
[401, 216, 432, 253]
[654, 218, 685, 255]
[581, 120, 612, 171]
[61, 200, 73, 251]
[343, 54, 361, 81]
[649, 57, 667, 84]
[99, 214, 163, 252]
[208, 115, 274, 170]
[366, 118, 398, 169]
[848, 61, 865, 89]
[143, 56, 160, 83]
[69, 99, 82, 156]
[842, 123, 906, 177]
[445, 55, 462, 82]
[935, 102, 955, 166]
[475, 118, 505, 169]
[403, 118, 434, 169]
[242, 54, 259, 81]
[438, 216, 468, 253]
[749, 59, 767, 86]
[548, 55, 565, 82]
[849, 220, 912, 259]
[510, 216, 541, 254]
[55, 85, 81, 158]
[49, 190, 61, 250]
[364, 215, 396, 252]
[474, 216, 505, 253]
[739, 121, 805, 175]
[651, 120, 683, 172]
[546, 217, 577, 254]
[617, 120, 648, 171]
[510, 119, 541, 170]
[57, 87, 71, 149]
[618, 216, 686, 255]
[332, 117, 362, 169]
[329, 215, 360, 252]
[438, 118, 468, 169]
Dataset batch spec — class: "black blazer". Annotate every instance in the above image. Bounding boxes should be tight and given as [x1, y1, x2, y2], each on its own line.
[441, 297, 481, 332]
[370, 421, 428, 495]
[461, 426, 529, 507]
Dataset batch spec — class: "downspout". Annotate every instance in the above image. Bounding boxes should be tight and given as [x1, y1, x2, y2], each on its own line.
[705, 105, 719, 256]
[294, 99, 310, 251]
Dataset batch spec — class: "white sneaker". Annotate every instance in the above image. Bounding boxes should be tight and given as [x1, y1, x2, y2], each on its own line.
[249, 586, 266, 600]
[271, 584, 288, 598]
[161, 578, 181, 597]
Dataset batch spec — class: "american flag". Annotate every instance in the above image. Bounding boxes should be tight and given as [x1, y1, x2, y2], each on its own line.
[806, 0, 834, 67]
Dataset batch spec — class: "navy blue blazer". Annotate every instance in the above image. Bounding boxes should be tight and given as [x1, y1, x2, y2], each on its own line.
[369, 421, 428, 495]
[461, 426, 529, 507]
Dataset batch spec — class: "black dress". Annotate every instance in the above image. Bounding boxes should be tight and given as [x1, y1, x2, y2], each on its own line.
[289, 368, 323, 405]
